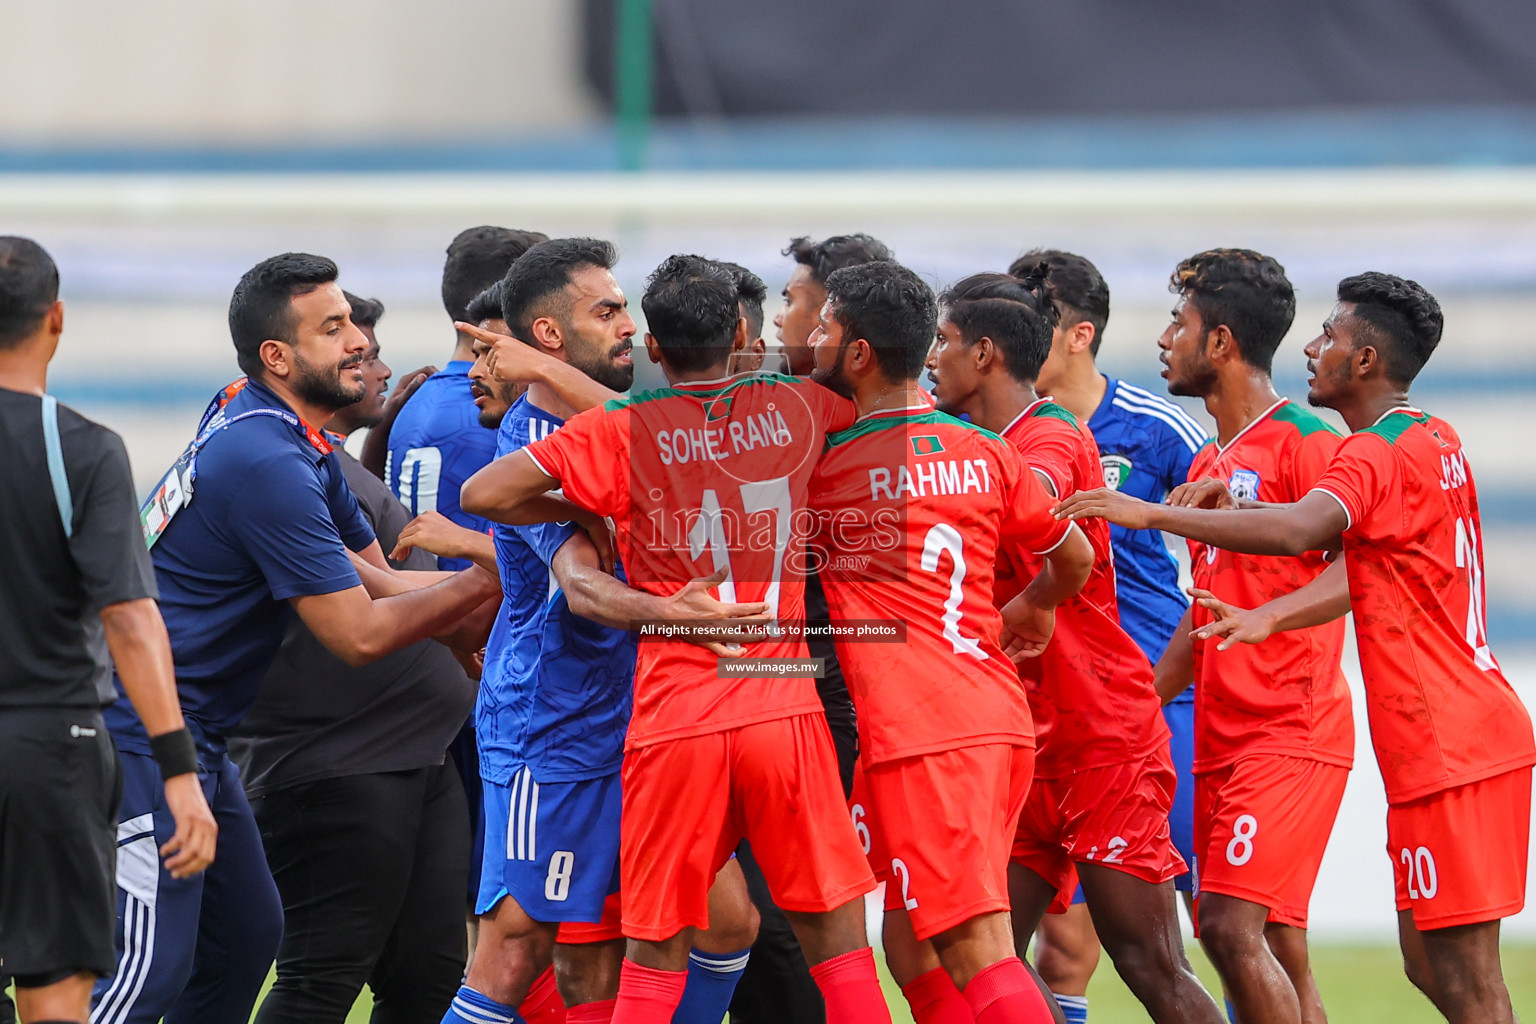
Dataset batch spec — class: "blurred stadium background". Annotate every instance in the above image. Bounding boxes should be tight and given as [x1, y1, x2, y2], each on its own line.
[5, 1, 1535, 1014]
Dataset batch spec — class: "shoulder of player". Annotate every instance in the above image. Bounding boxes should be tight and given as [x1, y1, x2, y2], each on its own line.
[1269, 400, 1342, 443]
[54, 401, 128, 461]
[1104, 381, 1208, 451]
[824, 408, 1002, 450]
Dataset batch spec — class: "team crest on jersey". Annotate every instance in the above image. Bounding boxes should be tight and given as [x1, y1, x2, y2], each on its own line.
[910, 435, 945, 456]
[1101, 454, 1133, 491]
[1228, 469, 1261, 501]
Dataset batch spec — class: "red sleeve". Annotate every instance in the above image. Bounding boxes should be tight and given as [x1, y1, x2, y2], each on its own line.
[804, 381, 858, 433]
[998, 444, 1072, 555]
[522, 405, 629, 518]
[1311, 432, 1393, 533]
[1020, 421, 1079, 499]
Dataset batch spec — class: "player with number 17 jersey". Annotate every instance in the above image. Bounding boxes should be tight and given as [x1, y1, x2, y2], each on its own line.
[809, 405, 1072, 939]
[1311, 408, 1535, 928]
[521, 372, 876, 942]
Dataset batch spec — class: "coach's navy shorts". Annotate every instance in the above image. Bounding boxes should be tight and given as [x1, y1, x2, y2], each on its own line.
[476, 764, 621, 923]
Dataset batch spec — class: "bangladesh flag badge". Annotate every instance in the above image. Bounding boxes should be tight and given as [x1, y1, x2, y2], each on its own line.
[705, 396, 733, 422]
[910, 435, 945, 456]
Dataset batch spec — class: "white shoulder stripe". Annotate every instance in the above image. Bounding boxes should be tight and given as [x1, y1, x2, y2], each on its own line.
[1112, 384, 1208, 440]
[1111, 397, 1207, 453]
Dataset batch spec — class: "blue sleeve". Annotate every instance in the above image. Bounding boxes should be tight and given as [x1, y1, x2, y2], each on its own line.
[232, 450, 364, 600]
[324, 454, 377, 552]
[1162, 420, 1202, 492]
[513, 519, 580, 568]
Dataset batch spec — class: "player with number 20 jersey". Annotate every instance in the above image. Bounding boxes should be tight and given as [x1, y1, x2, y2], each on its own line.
[1312, 408, 1535, 928]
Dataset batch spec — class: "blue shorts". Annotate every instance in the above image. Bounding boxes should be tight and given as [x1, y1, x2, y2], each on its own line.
[476, 765, 621, 923]
[1163, 700, 1196, 893]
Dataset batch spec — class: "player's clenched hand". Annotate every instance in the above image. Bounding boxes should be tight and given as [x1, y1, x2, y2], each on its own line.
[392, 511, 475, 562]
[1052, 488, 1157, 529]
[999, 596, 1055, 663]
[1167, 477, 1237, 509]
[665, 567, 773, 657]
[1187, 587, 1276, 651]
[160, 772, 217, 878]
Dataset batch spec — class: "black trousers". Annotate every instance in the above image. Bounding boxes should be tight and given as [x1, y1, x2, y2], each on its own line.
[248, 762, 470, 1024]
[730, 572, 860, 1024]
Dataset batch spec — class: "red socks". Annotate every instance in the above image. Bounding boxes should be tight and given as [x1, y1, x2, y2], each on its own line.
[808, 947, 893, 1024]
[962, 958, 1057, 1024]
[564, 998, 617, 1024]
[611, 960, 688, 1024]
[520, 966, 567, 1024]
[902, 966, 976, 1024]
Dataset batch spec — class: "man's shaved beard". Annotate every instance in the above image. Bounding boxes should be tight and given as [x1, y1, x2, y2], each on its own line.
[293, 350, 367, 411]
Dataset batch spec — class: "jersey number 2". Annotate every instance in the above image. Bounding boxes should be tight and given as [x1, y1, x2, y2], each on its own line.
[921, 523, 986, 660]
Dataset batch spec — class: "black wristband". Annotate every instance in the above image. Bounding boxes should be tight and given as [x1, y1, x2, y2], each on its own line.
[149, 727, 199, 779]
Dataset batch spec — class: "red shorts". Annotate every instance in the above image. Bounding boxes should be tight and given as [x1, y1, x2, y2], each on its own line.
[556, 891, 624, 944]
[1011, 747, 1186, 913]
[855, 744, 1033, 941]
[1193, 755, 1348, 931]
[1388, 766, 1531, 930]
[619, 713, 875, 942]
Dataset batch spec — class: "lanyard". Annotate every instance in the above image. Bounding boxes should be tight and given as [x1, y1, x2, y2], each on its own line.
[139, 378, 332, 548]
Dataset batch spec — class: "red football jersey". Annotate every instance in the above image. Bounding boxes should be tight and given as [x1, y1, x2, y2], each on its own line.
[997, 399, 1169, 777]
[1312, 407, 1536, 803]
[808, 406, 1070, 764]
[1185, 399, 1353, 773]
[523, 373, 856, 749]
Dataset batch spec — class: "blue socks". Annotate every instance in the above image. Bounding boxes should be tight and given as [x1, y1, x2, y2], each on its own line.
[672, 948, 750, 1024]
[1053, 992, 1089, 1024]
[442, 985, 524, 1024]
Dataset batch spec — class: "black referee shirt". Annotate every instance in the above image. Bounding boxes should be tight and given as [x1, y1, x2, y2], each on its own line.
[0, 386, 156, 708]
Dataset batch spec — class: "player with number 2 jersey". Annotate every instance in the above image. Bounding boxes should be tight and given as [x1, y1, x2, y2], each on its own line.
[810, 405, 1075, 941]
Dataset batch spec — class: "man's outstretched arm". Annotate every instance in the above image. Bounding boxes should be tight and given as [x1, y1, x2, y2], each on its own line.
[459, 322, 620, 414]
[1190, 556, 1352, 651]
[290, 567, 500, 667]
[1052, 488, 1347, 558]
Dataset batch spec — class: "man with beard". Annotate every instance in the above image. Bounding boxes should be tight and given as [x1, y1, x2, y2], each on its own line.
[460, 253, 892, 1024]
[229, 293, 481, 1024]
[93, 254, 500, 1024]
[424, 247, 766, 1024]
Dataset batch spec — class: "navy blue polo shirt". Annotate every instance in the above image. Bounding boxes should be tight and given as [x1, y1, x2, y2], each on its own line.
[104, 378, 375, 756]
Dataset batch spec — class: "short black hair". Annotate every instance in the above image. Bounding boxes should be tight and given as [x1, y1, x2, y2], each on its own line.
[442, 226, 548, 324]
[642, 255, 740, 374]
[228, 253, 339, 377]
[464, 281, 505, 325]
[717, 260, 767, 338]
[343, 292, 385, 331]
[501, 237, 618, 344]
[824, 260, 938, 383]
[1170, 249, 1295, 375]
[785, 234, 895, 287]
[1337, 272, 1444, 385]
[1011, 248, 1109, 356]
[940, 269, 1059, 382]
[0, 236, 59, 349]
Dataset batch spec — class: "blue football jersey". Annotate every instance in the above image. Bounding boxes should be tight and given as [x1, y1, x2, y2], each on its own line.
[477, 395, 635, 785]
[384, 360, 498, 570]
[1086, 377, 1209, 695]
